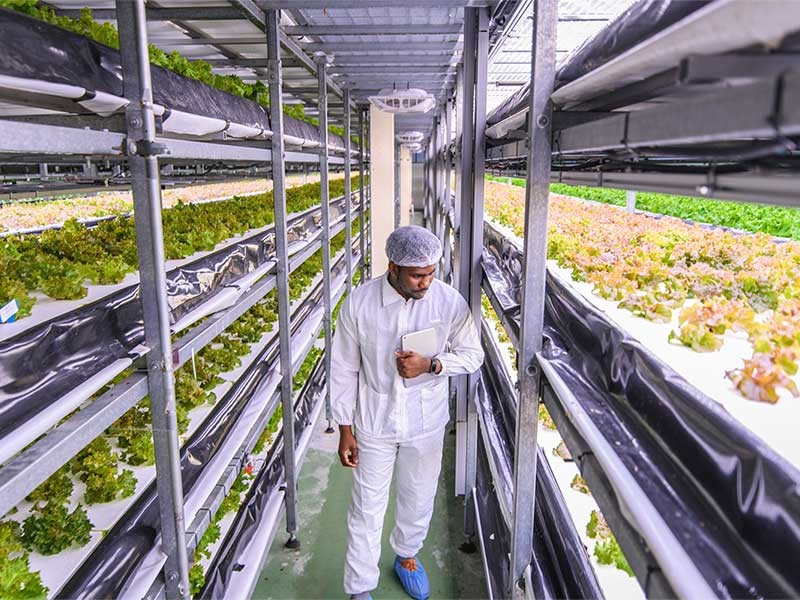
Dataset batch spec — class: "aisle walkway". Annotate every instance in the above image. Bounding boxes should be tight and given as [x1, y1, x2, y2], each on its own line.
[253, 417, 486, 599]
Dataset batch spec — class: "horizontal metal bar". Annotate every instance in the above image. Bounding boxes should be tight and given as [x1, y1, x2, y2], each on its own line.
[261, 0, 477, 6]
[0, 122, 350, 163]
[56, 7, 243, 20]
[0, 375, 148, 517]
[206, 58, 267, 68]
[148, 36, 266, 46]
[331, 65, 451, 74]
[345, 78, 454, 86]
[556, 75, 800, 153]
[283, 24, 463, 35]
[0, 121, 125, 155]
[301, 41, 461, 52]
[342, 77, 455, 86]
[551, 169, 800, 209]
[333, 56, 458, 66]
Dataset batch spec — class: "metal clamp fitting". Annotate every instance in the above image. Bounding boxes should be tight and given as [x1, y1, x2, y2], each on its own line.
[133, 139, 169, 157]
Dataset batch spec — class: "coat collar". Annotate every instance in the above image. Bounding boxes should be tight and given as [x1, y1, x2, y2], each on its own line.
[381, 271, 431, 307]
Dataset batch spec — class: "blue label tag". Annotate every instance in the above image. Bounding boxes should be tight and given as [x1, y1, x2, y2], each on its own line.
[1, 299, 19, 323]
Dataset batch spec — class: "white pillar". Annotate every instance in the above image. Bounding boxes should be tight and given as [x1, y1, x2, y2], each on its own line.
[399, 146, 413, 226]
[370, 105, 395, 274]
[626, 189, 637, 213]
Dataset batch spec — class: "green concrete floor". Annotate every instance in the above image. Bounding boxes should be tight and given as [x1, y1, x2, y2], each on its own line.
[253, 419, 486, 600]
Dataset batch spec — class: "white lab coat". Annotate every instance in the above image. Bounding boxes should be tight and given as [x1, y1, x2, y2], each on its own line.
[331, 272, 484, 594]
[331, 273, 485, 441]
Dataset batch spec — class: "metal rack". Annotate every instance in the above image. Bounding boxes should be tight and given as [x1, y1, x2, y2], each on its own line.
[425, 1, 800, 599]
[7, 0, 799, 598]
[0, 2, 370, 598]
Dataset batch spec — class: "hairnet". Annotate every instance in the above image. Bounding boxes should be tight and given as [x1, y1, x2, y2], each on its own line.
[385, 225, 442, 267]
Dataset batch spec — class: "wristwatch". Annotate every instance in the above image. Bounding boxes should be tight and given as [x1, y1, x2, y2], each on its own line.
[429, 358, 439, 374]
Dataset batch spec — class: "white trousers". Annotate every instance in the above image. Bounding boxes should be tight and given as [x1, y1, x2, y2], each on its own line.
[343, 427, 446, 595]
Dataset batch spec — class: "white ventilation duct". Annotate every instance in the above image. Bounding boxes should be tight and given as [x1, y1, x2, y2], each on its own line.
[402, 142, 422, 153]
[396, 131, 424, 144]
[369, 88, 435, 114]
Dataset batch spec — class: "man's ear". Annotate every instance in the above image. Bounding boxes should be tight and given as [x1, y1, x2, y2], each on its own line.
[388, 262, 398, 277]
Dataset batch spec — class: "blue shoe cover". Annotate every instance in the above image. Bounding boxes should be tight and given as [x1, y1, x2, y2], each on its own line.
[394, 556, 430, 600]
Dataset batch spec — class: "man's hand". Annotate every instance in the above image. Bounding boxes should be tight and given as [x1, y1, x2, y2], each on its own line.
[338, 425, 359, 468]
[395, 351, 431, 379]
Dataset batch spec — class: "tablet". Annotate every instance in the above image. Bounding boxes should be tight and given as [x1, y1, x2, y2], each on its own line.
[400, 327, 439, 388]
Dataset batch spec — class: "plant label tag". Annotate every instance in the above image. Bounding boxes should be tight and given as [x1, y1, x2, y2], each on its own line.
[0, 299, 19, 323]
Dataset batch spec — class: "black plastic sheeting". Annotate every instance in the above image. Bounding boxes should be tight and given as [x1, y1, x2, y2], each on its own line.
[0, 8, 349, 149]
[477, 325, 603, 600]
[57, 249, 353, 599]
[486, 81, 530, 129]
[554, 0, 710, 87]
[199, 356, 326, 599]
[0, 197, 351, 456]
[474, 434, 512, 598]
[484, 0, 709, 130]
[481, 220, 800, 598]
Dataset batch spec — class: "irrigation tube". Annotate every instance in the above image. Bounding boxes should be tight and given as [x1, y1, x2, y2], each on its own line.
[536, 353, 717, 600]
[472, 490, 495, 600]
[474, 391, 513, 529]
[0, 355, 137, 465]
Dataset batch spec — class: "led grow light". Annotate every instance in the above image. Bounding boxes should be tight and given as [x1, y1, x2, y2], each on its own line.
[396, 131, 424, 143]
[369, 88, 435, 114]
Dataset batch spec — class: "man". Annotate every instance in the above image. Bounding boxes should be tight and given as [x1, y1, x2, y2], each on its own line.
[331, 225, 484, 600]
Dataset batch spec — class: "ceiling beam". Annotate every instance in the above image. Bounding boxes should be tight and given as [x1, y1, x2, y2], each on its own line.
[341, 81, 455, 89]
[207, 59, 268, 68]
[260, 0, 475, 7]
[342, 79, 455, 86]
[56, 7, 242, 20]
[332, 56, 458, 66]
[284, 24, 463, 36]
[228, 0, 355, 112]
[239, 74, 317, 81]
[330, 65, 451, 74]
[338, 77, 455, 84]
[148, 36, 267, 46]
[300, 41, 461, 53]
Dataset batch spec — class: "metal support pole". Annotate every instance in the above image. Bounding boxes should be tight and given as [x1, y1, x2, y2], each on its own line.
[266, 8, 299, 548]
[440, 113, 447, 244]
[116, 1, 189, 597]
[454, 7, 478, 503]
[443, 99, 453, 283]
[358, 109, 367, 281]
[626, 189, 637, 213]
[510, 0, 558, 596]
[394, 141, 401, 228]
[439, 113, 446, 240]
[465, 4, 489, 516]
[431, 115, 439, 238]
[344, 87, 353, 295]
[316, 54, 335, 436]
[83, 157, 97, 179]
[422, 145, 429, 228]
[365, 108, 372, 280]
[38, 163, 48, 179]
